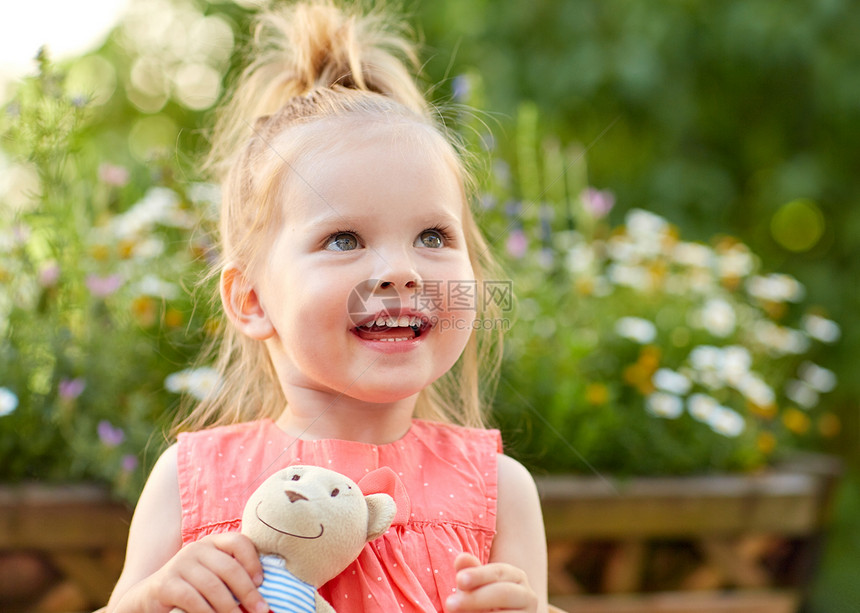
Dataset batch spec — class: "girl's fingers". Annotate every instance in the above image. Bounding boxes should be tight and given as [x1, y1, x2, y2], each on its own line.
[212, 533, 265, 586]
[158, 574, 217, 613]
[179, 564, 239, 613]
[448, 559, 536, 612]
[161, 534, 266, 613]
[453, 552, 482, 573]
[456, 561, 528, 592]
[447, 581, 533, 612]
[197, 538, 266, 613]
[208, 556, 266, 613]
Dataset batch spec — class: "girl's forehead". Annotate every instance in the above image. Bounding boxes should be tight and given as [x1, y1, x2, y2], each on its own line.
[276, 119, 466, 214]
[291, 116, 455, 165]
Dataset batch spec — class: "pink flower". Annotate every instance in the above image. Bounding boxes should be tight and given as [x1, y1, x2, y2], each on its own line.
[58, 378, 86, 400]
[98, 163, 130, 187]
[38, 262, 60, 287]
[581, 188, 615, 219]
[97, 420, 125, 447]
[506, 228, 528, 259]
[86, 274, 123, 297]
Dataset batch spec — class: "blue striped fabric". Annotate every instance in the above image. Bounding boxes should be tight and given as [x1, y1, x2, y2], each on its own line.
[257, 555, 317, 613]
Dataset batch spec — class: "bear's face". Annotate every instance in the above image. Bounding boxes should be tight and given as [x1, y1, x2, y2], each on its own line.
[241, 465, 394, 586]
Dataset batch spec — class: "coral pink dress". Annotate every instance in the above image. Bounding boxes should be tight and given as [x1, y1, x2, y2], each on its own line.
[177, 419, 501, 612]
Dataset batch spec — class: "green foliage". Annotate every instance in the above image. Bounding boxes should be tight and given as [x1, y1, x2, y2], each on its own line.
[467, 99, 840, 476]
[416, 0, 858, 466]
[0, 55, 216, 500]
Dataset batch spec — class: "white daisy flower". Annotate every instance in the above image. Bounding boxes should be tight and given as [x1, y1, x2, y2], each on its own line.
[187, 368, 221, 400]
[646, 392, 684, 419]
[615, 317, 657, 344]
[734, 372, 776, 407]
[672, 242, 714, 269]
[798, 362, 837, 393]
[697, 298, 736, 338]
[653, 368, 692, 395]
[707, 406, 745, 437]
[0, 387, 18, 416]
[626, 209, 670, 242]
[688, 393, 720, 422]
[717, 244, 756, 278]
[785, 380, 820, 409]
[802, 314, 841, 343]
[135, 274, 180, 300]
[746, 273, 805, 303]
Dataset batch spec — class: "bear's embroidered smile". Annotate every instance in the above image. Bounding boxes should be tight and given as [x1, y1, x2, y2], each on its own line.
[255, 500, 325, 539]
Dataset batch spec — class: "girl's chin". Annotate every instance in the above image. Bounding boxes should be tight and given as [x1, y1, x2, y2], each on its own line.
[347, 385, 425, 405]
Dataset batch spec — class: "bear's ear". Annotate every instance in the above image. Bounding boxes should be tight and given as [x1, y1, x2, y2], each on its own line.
[365, 493, 396, 542]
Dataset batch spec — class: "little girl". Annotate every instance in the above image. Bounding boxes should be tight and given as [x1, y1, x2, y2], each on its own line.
[106, 1, 547, 612]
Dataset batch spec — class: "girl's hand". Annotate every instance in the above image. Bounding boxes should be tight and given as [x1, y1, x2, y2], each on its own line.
[445, 553, 538, 613]
[134, 533, 267, 613]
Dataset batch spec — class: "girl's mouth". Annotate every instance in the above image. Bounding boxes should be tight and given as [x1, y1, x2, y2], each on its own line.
[353, 314, 431, 342]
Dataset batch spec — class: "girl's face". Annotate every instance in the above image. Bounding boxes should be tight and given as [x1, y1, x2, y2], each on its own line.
[247, 123, 476, 406]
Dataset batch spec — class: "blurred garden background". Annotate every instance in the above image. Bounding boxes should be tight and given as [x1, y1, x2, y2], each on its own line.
[1, 0, 858, 611]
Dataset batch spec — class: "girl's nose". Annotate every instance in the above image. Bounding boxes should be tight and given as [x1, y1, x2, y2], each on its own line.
[374, 250, 422, 292]
[379, 278, 420, 290]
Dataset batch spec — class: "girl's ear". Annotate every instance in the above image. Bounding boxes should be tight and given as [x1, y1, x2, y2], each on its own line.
[220, 264, 275, 340]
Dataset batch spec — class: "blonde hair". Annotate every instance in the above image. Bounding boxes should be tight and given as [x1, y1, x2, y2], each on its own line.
[175, 0, 503, 434]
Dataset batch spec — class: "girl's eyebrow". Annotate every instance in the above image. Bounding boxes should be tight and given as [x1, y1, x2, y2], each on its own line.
[305, 210, 462, 229]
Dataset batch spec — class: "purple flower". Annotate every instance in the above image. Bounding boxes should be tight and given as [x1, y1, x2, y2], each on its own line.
[451, 74, 471, 102]
[581, 187, 615, 219]
[86, 274, 123, 297]
[121, 454, 139, 472]
[479, 194, 497, 210]
[97, 420, 125, 447]
[58, 378, 86, 400]
[506, 228, 528, 259]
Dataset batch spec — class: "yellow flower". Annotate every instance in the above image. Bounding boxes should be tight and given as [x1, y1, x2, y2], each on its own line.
[761, 300, 788, 321]
[165, 308, 184, 328]
[90, 244, 111, 261]
[748, 401, 777, 420]
[204, 318, 222, 336]
[574, 277, 595, 296]
[757, 431, 776, 455]
[818, 412, 841, 438]
[131, 296, 156, 327]
[782, 408, 811, 435]
[623, 346, 661, 395]
[585, 383, 609, 406]
[118, 239, 137, 259]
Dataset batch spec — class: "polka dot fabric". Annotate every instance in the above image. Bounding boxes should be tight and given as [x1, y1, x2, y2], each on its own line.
[177, 419, 501, 612]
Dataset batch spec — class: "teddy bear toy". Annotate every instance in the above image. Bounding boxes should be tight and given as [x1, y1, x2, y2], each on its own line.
[240, 464, 397, 613]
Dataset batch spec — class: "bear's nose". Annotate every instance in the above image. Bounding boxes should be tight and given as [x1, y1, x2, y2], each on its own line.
[285, 490, 307, 503]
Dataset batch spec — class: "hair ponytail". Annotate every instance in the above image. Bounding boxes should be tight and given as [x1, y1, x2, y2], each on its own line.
[206, 0, 427, 177]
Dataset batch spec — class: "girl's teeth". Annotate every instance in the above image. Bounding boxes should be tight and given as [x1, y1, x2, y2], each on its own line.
[397, 316, 410, 327]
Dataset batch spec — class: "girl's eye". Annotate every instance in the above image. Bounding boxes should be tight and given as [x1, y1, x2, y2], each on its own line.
[325, 232, 359, 251]
[416, 229, 445, 249]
